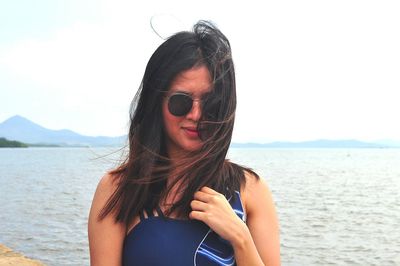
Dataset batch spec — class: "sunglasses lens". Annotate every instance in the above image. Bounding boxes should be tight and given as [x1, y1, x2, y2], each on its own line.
[168, 94, 193, 116]
[202, 92, 220, 121]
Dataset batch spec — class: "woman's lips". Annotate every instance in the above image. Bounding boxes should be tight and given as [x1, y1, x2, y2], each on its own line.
[183, 127, 200, 138]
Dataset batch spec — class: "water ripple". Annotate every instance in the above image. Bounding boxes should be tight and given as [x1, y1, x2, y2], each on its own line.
[1, 148, 399, 265]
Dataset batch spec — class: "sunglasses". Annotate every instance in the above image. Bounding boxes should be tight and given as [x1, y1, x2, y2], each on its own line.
[166, 92, 208, 117]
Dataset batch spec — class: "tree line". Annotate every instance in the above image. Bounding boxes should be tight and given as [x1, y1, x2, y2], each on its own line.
[0, 137, 28, 147]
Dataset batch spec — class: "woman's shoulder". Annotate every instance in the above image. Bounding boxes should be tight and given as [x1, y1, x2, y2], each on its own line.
[241, 168, 267, 194]
[97, 171, 119, 193]
[88, 171, 126, 264]
[89, 171, 121, 220]
[240, 170, 274, 216]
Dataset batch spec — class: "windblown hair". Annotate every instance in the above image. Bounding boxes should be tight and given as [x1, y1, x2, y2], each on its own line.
[99, 21, 258, 224]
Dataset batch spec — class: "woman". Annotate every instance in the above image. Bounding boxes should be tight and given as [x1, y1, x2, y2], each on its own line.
[88, 20, 280, 265]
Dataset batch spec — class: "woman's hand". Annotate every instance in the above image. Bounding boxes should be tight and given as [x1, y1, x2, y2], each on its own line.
[189, 186, 248, 245]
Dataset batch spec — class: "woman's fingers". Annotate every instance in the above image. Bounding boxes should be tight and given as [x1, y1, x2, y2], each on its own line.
[190, 187, 244, 243]
[193, 190, 211, 202]
[190, 199, 208, 211]
[194, 187, 224, 203]
[189, 210, 206, 221]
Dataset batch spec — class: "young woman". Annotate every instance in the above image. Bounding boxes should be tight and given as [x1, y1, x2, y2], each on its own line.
[88, 20, 280, 266]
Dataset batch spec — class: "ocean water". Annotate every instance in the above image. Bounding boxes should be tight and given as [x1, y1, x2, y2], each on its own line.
[0, 147, 399, 265]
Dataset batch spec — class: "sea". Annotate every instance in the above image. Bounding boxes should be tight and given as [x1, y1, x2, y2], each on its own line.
[0, 147, 399, 266]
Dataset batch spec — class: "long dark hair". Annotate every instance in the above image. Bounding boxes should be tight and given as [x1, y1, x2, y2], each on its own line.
[99, 21, 258, 224]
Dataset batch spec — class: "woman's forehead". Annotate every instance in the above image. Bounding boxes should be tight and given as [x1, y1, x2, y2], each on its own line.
[169, 66, 212, 95]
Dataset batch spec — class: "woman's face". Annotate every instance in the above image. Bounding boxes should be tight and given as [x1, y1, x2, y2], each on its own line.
[162, 65, 212, 157]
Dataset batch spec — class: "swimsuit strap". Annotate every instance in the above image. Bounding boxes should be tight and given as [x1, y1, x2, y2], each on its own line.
[155, 206, 164, 218]
[139, 208, 155, 221]
[146, 208, 154, 218]
[139, 210, 145, 221]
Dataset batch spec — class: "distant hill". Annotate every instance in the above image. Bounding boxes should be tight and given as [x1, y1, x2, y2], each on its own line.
[373, 139, 400, 148]
[1, 115, 398, 148]
[230, 139, 392, 148]
[0, 137, 28, 148]
[0, 115, 126, 147]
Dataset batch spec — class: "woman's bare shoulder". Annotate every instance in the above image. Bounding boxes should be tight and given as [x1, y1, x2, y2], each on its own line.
[241, 170, 274, 215]
[88, 172, 125, 265]
[96, 171, 119, 197]
[241, 169, 264, 196]
[89, 171, 121, 223]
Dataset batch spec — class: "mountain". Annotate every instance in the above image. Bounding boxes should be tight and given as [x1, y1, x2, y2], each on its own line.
[373, 139, 400, 148]
[0, 115, 126, 147]
[230, 139, 392, 148]
[1, 115, 398, 148]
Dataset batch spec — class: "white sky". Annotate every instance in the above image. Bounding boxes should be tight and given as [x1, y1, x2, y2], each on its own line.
[1, 0, 399, 142]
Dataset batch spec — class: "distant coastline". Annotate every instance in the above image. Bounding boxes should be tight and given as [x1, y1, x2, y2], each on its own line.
[0, 115, 125, 147]
[0, 137, 62, 148]
[230, 139, 397, 149]
[1, 115, 400, 148]
[0, 137, 28, 148]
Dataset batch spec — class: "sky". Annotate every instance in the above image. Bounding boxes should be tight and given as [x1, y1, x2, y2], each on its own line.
[1, 0, 399, 143]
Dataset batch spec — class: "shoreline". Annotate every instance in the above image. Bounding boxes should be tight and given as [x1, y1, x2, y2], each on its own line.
[0, 244, 45, 266]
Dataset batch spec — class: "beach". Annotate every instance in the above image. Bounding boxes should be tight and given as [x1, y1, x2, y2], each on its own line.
[0, 244, 44, 266]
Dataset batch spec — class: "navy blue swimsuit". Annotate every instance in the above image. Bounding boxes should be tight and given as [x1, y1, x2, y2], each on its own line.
[123, 191, 246, 266]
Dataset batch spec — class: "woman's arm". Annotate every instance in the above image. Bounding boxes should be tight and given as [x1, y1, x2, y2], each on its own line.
[190, 173, 280, 266]
[88, 173, 126, 266]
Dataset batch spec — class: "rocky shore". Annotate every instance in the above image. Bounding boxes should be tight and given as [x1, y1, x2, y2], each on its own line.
[0, 244, 44, 266]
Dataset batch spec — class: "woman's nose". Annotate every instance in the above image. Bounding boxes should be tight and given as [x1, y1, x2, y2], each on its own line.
[186, 100, 202, 121]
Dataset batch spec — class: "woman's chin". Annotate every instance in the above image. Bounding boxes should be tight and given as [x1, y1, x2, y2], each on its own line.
[180, 138, 205, 153]
[183, 142, 203, 153]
